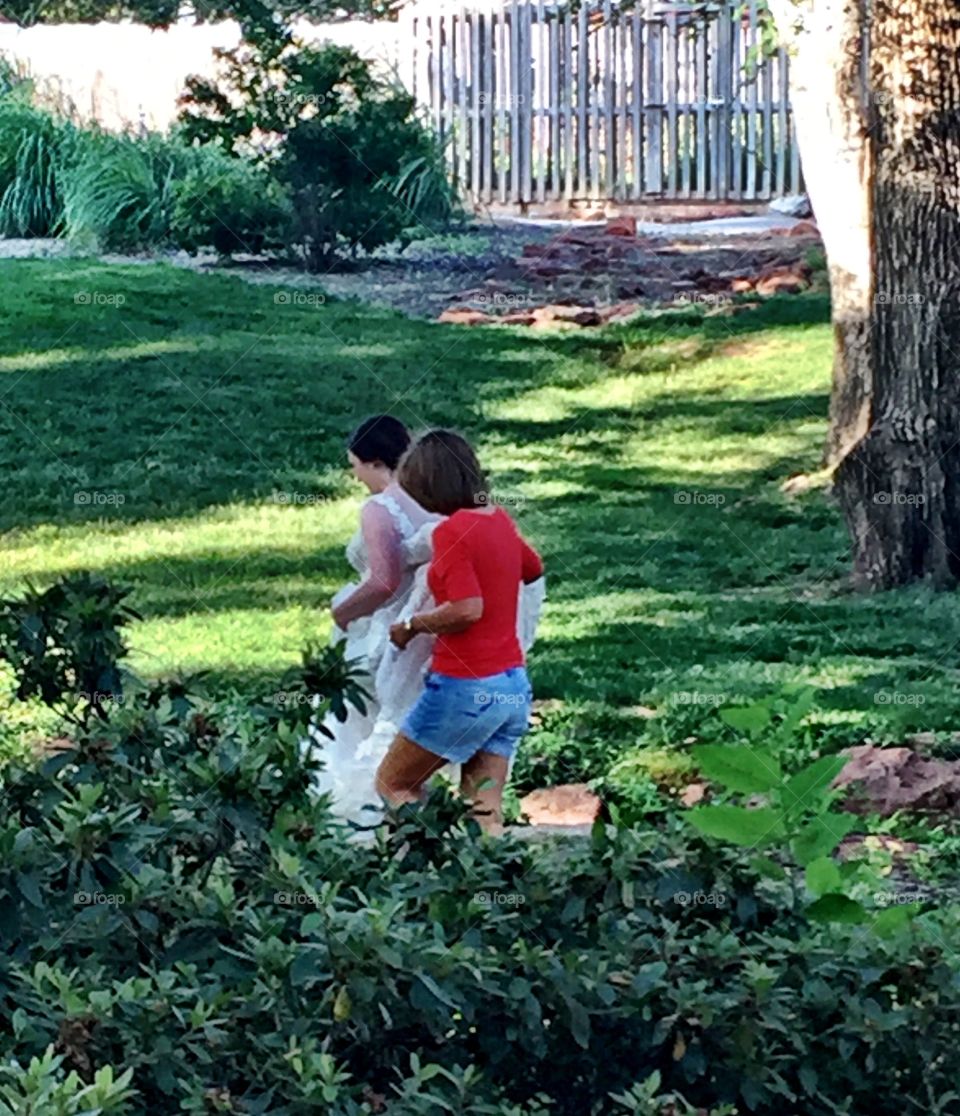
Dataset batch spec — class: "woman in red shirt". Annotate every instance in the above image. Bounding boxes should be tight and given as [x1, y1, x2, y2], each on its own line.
[375, 430, 544, 834]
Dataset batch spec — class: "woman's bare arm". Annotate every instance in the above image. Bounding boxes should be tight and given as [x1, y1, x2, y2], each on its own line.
[390, 597, 483, 649]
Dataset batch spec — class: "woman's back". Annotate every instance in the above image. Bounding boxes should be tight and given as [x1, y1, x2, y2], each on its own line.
[427, 506, 543, 678]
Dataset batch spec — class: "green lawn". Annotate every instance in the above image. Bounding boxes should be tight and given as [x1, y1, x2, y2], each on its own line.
[2, 259, 958, 801]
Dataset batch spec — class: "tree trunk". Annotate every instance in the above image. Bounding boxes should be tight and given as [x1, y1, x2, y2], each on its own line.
[833, 0, 960, 588]
[767, 0, 873, 467]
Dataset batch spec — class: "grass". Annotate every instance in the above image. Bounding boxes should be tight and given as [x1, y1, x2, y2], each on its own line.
[2, 258, 960, 799]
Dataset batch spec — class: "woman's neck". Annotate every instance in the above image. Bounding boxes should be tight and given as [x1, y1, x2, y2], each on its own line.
[368, 472, 395, 495]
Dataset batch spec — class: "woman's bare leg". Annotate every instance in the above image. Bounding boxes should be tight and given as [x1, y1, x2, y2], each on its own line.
[460, 752, 509, 835]
[375, 733, 447, 807]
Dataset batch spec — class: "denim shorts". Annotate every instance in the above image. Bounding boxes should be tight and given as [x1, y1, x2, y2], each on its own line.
[401, 667, 532, 763]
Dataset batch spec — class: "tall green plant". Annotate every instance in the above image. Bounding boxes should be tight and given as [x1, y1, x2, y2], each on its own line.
[686, 688, 919, 931]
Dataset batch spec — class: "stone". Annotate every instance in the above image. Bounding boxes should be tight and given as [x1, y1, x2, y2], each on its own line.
[730, 277, 755, 293]
[755, 267, 809, 296]
[519, 784, 604, 826]
[788, 219, 821, 238]
[531, 303, 602, 327]
[834, 744, 960, 816]
[436, 307, 494, 326]
[605, 215, 637, 237]
[599, 301, 643, 323]
[498, 310, 536, 326]
[680, 781, 708, 807]
[769, 193, 813, 218]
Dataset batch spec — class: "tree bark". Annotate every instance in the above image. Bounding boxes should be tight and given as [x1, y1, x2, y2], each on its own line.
[833, 0, 960, 588]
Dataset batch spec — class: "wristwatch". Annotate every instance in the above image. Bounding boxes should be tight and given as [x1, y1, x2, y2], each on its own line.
[403, 617, 416, 635]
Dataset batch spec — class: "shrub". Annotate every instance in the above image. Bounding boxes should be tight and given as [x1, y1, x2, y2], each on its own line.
[2, 576, 960, 1115]
[179, 40, 459, 269]
[169, 150, 292, 257]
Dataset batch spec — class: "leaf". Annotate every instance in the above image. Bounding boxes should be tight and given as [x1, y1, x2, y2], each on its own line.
[805, 856, 842, 897]
[333, 985, 352, 1021]
[782, 754, 847, 813]
[872, 904, 918, 938]
[414, 972, 460, 1011]
[807, 893, 867, 924]
[719, 702, 772, 735]
[791, 813, 858, 866]
[16, 874, 43, 909]
[688, 805, 784, 847]
[750, 855, 787, 881]
[693, 744, 782, 793]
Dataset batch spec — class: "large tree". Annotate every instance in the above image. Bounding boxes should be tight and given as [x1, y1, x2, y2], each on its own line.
[769, 0, 960, 588]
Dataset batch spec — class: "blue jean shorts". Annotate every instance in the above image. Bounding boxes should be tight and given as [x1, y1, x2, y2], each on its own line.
[401, 667, 532, 763]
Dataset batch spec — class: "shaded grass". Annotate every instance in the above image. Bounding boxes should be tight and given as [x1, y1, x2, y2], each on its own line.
[2, 260, 958, 796]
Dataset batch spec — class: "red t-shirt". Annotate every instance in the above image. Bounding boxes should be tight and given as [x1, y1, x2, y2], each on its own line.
[427, 507, 544, 678]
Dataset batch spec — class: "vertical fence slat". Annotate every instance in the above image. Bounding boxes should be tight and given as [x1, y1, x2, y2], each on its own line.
[535, 0, 545, 202]
[695, 9, 706, 195]
[576, 1, 589, 198]
[762, 37, 773, 198]
[665, 7, 678, 197]
[645, 13, 663, 193]
[550, 10, 561, 199]
[730, 9, 742, 198]
[602, 0, 615, 197]
[701, 11, 714, 200]
[589, 5, 600, 198]
[502, 0, 509, 204]
[631, 3, 642, 198]
[776, 45, 787, 197]
[457, 6, 468, 199]
[563, 7, 573, 199]
[746, 0, 758, 199]
[509, 0, 520, 200]
[616, 8, 626, 198]
[482, 4, 492, 202]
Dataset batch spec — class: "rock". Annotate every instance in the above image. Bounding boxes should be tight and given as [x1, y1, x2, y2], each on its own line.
[755, 266, 809, 296]
[498, 310, 536, 326]
[436, 307, 494, 326]
[788, 219, 821, 238]
[519, 784, 604, 826]
[599, 301, 644, 324]
[605, 216, 637, 237]
[836, 833, 920, 862]
[769, 193, 813, 218]
[680, 781, 708, 807]
[730, 277, 755, 293]
[531, 303, 602, 327]
[834, 744, 960, 816]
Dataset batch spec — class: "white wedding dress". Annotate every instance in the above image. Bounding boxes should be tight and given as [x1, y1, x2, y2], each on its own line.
[305, 494, 546, 826]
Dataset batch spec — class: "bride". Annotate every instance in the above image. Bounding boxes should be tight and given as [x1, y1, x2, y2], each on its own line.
[305, 415, 439, 823]
[306, 416, 545, 826]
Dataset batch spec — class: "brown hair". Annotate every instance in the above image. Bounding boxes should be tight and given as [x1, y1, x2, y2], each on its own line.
[398, 429, 488, 516]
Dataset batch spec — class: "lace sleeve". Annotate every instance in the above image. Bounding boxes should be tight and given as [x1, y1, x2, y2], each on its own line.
[360, 499, 404, 595]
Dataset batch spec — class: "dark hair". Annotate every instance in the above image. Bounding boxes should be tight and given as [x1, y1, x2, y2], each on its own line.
[398, 429, 488, 516]
[347, 415, 411, 470]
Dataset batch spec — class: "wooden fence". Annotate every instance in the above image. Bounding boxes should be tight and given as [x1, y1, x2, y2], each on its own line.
[398, 0, 802, 206]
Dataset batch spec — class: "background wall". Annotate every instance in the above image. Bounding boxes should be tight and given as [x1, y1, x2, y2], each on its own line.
[0, 17, 403, 130]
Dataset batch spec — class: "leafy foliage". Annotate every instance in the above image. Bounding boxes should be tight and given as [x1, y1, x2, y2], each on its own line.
[179, 39, 458, 268]
[0, 577, 959, 1114]
[685, 688, 911, 926]
[0, 574, 140, 724]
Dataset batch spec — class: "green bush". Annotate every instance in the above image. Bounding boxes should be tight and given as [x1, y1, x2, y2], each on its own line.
[169, 151, 292, 257]
[2, 576, 960, 1115]
[180, 39, 459, 269]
